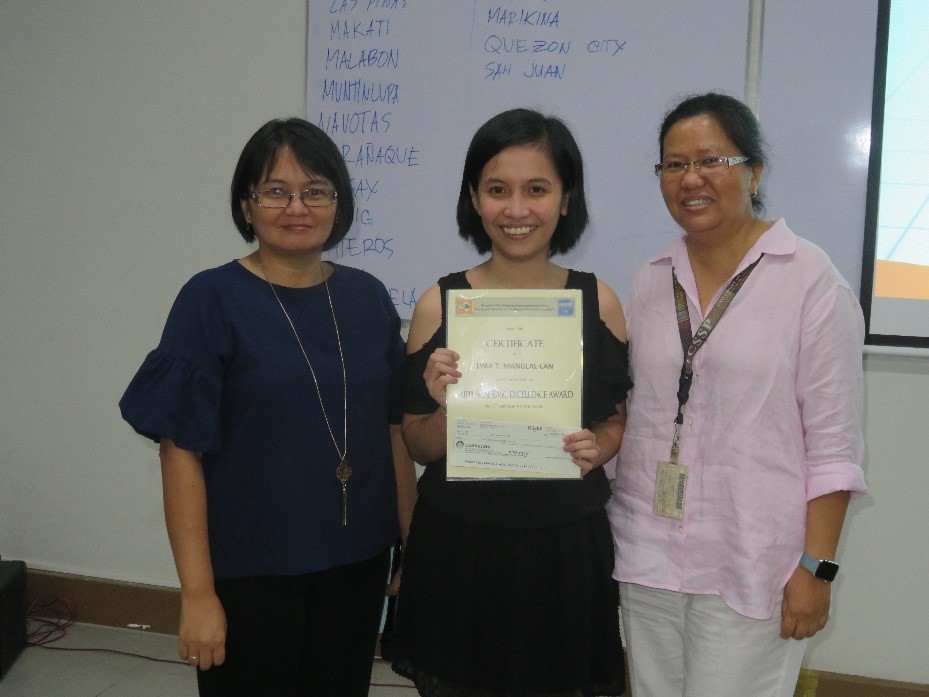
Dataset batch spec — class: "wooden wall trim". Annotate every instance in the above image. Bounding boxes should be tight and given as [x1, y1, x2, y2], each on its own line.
[807, 669, 929, 697]
[22, 570, 929, 695]
[25, 569, 180, 635]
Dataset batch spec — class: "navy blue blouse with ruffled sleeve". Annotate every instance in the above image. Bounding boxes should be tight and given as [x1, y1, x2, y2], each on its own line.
[120, 261, 404, 580]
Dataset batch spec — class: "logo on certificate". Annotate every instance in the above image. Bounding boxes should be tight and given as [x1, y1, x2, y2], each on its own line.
[557, 298, 575, 316]
[455, 297, 474, 316]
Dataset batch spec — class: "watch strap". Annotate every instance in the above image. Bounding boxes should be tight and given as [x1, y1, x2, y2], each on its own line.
[799, 552, 839, 582]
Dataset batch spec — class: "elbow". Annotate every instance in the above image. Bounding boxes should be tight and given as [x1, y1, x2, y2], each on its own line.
[401, 417, 443, 465]
[400, 422, 428, 465]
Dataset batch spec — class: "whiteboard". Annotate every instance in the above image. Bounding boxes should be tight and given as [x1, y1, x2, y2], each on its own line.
[758, 0, 879, 297]
[308, 1, 749, 317]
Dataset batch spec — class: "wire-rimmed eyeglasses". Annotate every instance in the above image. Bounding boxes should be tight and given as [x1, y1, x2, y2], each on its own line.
[247, 187, 338, 208]
[654, 156, 750, 177]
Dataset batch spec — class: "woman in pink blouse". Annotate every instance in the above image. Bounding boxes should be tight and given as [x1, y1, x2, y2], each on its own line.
[608, 92, 869, 697]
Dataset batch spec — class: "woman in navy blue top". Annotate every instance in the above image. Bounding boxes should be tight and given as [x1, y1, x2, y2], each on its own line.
[120, 118, 415, 697]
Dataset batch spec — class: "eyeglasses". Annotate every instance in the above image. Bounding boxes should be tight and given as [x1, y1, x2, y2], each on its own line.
[654, 156, 750, 177]
[247, 187, 337, 208]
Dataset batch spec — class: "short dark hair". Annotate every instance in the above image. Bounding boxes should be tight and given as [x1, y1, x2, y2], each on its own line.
[456, 108, 588, 256]
[659, 93, 768, 214]
[230, 118, 354, 249]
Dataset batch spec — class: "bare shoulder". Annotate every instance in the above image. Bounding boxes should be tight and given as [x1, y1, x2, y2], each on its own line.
[595, 277, 627, 342]
[406, 283, 442, 354]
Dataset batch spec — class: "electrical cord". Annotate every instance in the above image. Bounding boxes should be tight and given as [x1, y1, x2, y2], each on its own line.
[27, 596, 188, 665]
[25, 595, 416, 687]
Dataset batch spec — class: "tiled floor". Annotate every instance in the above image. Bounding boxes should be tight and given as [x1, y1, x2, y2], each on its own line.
[1, 622, 416, 696]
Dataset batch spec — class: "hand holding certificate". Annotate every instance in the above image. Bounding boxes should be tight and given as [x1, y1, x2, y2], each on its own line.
[445, 288, 584, 479]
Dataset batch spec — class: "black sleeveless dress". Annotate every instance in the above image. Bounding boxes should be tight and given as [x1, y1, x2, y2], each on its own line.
[391, 270, 631, 696]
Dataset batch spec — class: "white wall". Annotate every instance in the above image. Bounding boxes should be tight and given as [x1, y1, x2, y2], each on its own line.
[0, 1, 926, 686]
[0, 0, 307, 583]
[805, 354, 929, 683]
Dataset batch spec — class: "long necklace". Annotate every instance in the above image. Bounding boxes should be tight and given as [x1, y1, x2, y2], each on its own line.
[255, 252, 353, 526]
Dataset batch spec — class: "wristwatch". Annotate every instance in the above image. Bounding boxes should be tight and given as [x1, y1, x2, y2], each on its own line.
[799, 552, 839, 582]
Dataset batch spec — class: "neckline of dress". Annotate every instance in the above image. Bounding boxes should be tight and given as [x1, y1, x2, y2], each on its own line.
[233, 258, 336, 292]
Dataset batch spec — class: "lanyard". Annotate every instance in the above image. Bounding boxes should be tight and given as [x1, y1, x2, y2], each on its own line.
[668, 255, 763, 462]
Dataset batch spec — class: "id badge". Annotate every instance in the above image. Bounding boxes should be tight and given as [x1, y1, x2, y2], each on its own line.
[653, 460, 687, 519]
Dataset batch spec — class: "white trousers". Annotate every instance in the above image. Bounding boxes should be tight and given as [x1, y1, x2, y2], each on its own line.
[620, 582, 808, 697]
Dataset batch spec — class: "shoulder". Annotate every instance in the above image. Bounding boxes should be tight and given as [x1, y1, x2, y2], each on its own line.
[767, 227, 855, 311]
[330, 263, 388, 291]
[183, 261, 242, 289]
[154, 264, 249, 351]
[758, 224, 862, 328]
[766, 220, 846, 285]
[595, 277, 627, 341]
[565, 270, 627, 340]
[172, 262, 245, 309]
[407, 283, 442, 353]
[437, 270, 470, 290]
[791, 236, 846, 280]
[614, 254, 668, 308]
[330, 263, 399, 309]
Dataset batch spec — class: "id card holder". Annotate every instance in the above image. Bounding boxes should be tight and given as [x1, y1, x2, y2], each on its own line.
[653, 460, 687, 519]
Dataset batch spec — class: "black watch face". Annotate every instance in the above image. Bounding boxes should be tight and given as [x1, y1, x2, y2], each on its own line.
[816, 560, 839, 581]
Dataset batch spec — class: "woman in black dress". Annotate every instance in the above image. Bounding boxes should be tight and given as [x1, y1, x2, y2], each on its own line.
[391, 108, 631, 696]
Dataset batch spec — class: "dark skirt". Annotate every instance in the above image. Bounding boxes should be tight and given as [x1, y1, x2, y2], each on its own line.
[391, 503, 625, 696]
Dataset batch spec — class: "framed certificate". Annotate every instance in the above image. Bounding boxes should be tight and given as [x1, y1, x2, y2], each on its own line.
[445, 288, 583, 479]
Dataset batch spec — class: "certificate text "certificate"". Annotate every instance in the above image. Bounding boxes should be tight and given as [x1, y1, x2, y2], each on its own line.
[481, 338, 545, 347]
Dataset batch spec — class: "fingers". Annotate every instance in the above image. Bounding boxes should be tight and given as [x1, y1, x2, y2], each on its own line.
[425, 349, 461, 404]
[779, 599, 793, 639]
[214, 645, 227, 667]
[180, 642, 201, 667]
[180, 643, 226, 670]
[427, 350, 461, 380]
[781, 615, 828, 640]
[791, 611, 830, 639]
[178, 592, 227, 670]
[780, 572, 831, 640]
[563, 429, 599, 474]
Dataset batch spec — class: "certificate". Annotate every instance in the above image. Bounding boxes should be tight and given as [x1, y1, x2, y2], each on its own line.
[445, 288, 583, 479]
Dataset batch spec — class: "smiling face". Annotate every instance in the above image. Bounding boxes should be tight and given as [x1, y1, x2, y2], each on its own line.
[659, 115, 762, 240]
[470, 144, 569, 262]
[241, 147, 337, 258]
